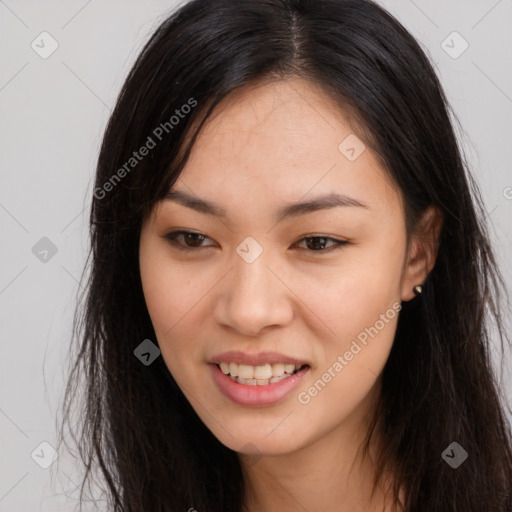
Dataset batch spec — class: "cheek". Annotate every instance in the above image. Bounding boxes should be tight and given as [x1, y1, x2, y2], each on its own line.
[299, 237, 405, 347]
[140, 238, 201, 335]
[294, 235, 404, 413]
[140, 266, 205, 388]
[327, 246, 403, 384]
[295, 290, 400, 434]
[139, 239, 206, 374]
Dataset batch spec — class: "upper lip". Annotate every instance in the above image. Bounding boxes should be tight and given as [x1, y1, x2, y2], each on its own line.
[210, 350, 310, 367]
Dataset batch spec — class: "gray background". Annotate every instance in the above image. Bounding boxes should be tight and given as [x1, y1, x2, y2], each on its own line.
[1, 0, 511, 510]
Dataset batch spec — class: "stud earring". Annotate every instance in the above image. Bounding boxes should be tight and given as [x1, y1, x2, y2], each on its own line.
[413, 285, 423, 296]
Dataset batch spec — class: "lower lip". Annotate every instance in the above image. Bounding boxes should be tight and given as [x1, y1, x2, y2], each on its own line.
[209, 363, 310, 407]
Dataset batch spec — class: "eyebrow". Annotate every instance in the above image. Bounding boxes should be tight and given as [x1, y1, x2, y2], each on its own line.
[164, 189, 369, 221]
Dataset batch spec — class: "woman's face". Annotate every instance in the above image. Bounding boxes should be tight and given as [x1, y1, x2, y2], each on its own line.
[139, 77, 422, 457]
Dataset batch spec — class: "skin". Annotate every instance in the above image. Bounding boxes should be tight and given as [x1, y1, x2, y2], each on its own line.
[139, 77, 443, 512]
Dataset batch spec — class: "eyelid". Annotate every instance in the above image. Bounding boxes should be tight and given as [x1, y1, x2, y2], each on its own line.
[163, 229, 349, 253]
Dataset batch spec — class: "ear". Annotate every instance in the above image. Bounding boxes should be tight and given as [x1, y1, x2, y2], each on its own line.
[401, 205, 443, 302]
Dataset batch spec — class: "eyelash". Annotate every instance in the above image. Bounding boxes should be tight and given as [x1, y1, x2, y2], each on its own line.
[163, 230, 348, 254]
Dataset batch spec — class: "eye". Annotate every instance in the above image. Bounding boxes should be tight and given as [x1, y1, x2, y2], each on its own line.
[163, 230, 348, 253]
[293, 235, 348, 252]
[163, 230, 215, 251]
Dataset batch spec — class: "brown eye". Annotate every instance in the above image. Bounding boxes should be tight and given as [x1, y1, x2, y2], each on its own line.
[295, 236, 348, 252]
[164, 231, 214, 251]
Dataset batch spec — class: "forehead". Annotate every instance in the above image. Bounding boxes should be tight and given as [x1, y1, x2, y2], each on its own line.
[164, 78, 402, 220]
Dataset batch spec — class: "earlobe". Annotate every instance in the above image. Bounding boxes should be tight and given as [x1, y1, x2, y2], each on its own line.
[400, 205, 443, 302]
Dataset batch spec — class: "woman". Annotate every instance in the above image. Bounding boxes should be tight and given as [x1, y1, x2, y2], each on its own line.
[57, 0, 512, 510]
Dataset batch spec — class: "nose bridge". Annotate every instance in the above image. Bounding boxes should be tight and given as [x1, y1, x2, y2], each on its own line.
[231, 241, 276, 310]
[215, 237, 292, 335]
[233, 245, 272, 298]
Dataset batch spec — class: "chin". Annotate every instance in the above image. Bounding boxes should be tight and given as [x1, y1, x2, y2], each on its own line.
[202, 413, 311, 457]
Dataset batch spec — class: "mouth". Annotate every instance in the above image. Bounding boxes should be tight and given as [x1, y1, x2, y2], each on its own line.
[209, 362, 311, 407]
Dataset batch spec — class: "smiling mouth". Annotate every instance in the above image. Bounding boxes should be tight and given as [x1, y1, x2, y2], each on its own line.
[216, 362, 310, 386]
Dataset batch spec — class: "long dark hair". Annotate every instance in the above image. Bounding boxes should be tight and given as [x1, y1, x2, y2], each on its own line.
[56, 0, 512, 510]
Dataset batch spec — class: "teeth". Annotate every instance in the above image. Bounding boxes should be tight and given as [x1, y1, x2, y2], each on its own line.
[238, 364, 255, 379]
[284, 364, 295, 374]
[229, 362, 238, 377]
[235, 374, 293, 386]
[238, 377, 258, 385]
[272, 363, 285, 377]
[217, 361, 306, 384]
[254, 364, 272, 380]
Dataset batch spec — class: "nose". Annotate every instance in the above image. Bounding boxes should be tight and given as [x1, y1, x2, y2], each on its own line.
[213, 251, 294, 337]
